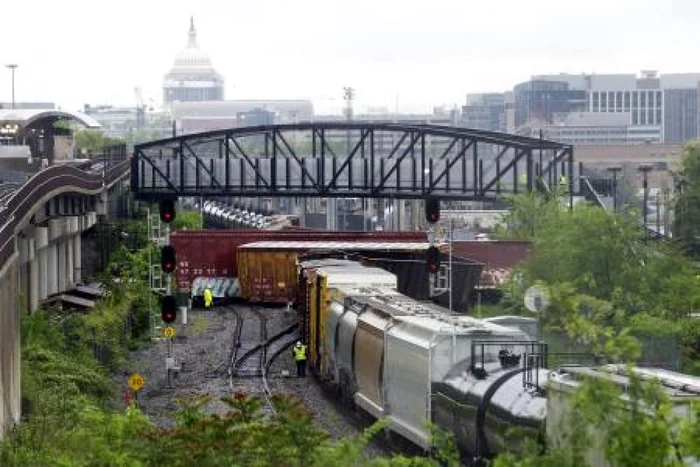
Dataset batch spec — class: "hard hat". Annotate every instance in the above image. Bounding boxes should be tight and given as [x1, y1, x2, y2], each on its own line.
[296, 341, 301, 347]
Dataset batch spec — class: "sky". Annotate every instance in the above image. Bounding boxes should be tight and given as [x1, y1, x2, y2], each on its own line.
[1, 0, 699, 115]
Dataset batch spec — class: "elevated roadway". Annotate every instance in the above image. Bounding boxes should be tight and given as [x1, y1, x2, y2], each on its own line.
[0, 151, 129, 437]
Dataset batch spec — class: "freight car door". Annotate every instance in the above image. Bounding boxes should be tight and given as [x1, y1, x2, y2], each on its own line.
[354, 311, 388, 418]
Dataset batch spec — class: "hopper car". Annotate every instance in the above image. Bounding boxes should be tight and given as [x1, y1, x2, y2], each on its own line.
[297, 258, 700, 464]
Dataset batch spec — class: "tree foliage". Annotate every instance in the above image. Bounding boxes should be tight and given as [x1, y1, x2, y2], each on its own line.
[674, 141, 700, 255]
[494, 369, 700, 467]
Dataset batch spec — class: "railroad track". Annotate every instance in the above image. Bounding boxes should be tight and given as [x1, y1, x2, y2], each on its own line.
[219, 306, 299, 412]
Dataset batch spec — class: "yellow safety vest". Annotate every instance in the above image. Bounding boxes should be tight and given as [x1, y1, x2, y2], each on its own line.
[293, 346, 307, 361]
[204, 289, 213, 303]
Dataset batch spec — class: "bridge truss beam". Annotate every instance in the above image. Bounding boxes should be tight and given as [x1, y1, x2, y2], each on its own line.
[131, 123, 576, 201]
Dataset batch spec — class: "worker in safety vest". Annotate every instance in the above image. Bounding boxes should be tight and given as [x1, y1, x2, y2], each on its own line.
[292, 341, 307, 377]
[203, 287, 213, 309]
[559, 174, 568, 190]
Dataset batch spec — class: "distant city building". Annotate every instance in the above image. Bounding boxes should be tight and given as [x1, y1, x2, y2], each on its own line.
[461, 93, 511, 132]
[172, 100, 314, 134]
[535, 112, 662, 145]
[163, 17, 224, 104]
[82, 105, 172, 140]
[0, 102, 55, 110]
[510, 71, 700, 144]
[513, 80, 587, 129]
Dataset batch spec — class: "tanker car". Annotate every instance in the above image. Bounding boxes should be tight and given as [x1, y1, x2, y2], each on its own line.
[298, 258, 549, 460]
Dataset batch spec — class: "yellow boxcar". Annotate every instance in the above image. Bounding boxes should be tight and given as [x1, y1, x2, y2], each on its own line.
[237, 249, 299, 303]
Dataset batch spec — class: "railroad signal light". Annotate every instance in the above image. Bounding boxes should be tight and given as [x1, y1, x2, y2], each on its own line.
[426, 246, 440, 274]
[161, 245, 176, 274]
[425, 197, 440, 224]
[159, 199, 176, 224]
[161, 295, 177, 323]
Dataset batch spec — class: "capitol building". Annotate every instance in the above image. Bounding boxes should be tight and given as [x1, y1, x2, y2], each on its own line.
[163, 17, 225, 104]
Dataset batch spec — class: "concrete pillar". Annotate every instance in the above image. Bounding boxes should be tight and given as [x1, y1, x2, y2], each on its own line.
[0, 259, 21, 437]
[66, 238, 74, 288]
[47, 243, 58, 297]
[28, 242, 39, 313]
[35, 227, 48, 301]
[326, 198, 337, 231]
[57, 240, 67, 293]
[412, 199, 421, 230]
[73, 234, 82, 285]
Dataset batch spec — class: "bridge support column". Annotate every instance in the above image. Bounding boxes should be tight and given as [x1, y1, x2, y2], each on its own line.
[66, 239, 74, 288]
[295, 198, 306, 228]
[46, 243, 58, 297]
[411, 199, 421, 230]
[65, 217, 79, 288]
[73, 234, 82, 285]
[35, 227, 48, 302]
[326, 198, 337, 231]
[57, 240, 67, 293]
[0, 258, 21, 438]
[29, 252, 39, 313]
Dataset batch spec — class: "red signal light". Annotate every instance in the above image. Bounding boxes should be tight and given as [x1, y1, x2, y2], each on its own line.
[159, 199, 176, 224]
[425, 197, 440, 224]
[161, 295, 177, 323]
[426, 246, 440, 274]
[161, 246, 176, 274]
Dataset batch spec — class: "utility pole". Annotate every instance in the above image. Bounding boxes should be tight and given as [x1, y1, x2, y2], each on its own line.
[606, 166, 622, 212]
[638, 164, 653, 241]
[5, 64, 18, 109]
[343, 87, 354, 231]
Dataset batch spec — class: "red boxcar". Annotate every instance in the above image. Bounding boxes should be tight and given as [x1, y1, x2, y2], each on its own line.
[170, 229, 426, 292]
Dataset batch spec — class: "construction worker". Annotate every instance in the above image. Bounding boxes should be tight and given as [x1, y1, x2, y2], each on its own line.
[292, 341, 307, 377]
[203, 287, 213, 309]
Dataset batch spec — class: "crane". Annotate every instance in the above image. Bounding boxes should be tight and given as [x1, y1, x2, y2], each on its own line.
[134, 87, 146, 130]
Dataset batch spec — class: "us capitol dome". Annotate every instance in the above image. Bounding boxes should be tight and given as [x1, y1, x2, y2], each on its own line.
[163, 17, 224, 104]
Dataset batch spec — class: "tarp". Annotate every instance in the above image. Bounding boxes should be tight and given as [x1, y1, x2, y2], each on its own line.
[190, 277, 240, 298]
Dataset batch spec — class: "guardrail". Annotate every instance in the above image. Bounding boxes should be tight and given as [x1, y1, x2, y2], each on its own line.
[0, 146, 130, 270]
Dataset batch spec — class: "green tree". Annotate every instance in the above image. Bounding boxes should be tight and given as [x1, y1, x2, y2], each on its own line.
[673, 140, 700, 255]
[74, 130, 124, 153]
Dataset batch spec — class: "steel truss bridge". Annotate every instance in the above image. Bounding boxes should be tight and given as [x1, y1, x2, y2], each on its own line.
[131, 123, 577, 202]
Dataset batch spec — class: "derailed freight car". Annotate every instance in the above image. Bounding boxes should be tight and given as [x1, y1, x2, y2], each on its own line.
[298, 259, 398, 371]
[237, 240, 483, 313]
[237, 241, 438, 304]
[171, 229, 426, 292]
[298, 258, 544, 454]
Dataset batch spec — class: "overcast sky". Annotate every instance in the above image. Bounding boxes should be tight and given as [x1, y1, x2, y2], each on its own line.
[1, 0, 698, 114]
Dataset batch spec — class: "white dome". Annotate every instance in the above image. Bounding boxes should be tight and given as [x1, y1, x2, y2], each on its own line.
[173, 47, 213, 70]
[168, 17, 218, 75]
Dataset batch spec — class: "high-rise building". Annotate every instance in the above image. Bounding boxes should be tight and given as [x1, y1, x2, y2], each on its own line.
[663, 88, 698, 144]
[461, 93, 509, 132]
[163, 17, 224, 104]
[513, 80, 586, 128]
[513, 71, 700, 144]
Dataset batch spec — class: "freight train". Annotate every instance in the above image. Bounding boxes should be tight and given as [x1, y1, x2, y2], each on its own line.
[298, 258, 549, 460]
[296, 258, 700, 463]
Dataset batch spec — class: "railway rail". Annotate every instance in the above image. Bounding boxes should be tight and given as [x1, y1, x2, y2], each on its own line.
[211, 305, 299, 412]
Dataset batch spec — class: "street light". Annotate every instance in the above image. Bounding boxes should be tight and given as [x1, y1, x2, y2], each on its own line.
[606, 166, 622, 212]
[5, 64, 17, 109]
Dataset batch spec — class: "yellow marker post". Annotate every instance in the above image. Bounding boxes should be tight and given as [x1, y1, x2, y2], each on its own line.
[128, 373, 146, 392]
[163, 326, 176, 339]
[127, 373, 146, 408]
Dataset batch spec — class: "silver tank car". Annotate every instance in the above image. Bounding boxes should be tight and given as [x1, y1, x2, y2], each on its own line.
[432, 359, 549, 458]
